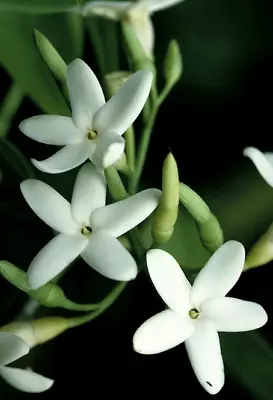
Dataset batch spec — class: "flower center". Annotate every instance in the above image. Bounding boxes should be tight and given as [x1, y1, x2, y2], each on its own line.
[87, 130, 97, 140]
[189, 308, 200, 319]
[81, 226, 92, 236]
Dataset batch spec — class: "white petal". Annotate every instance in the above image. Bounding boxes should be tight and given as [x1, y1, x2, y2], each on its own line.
[27, 233, 88, 289]
[128, 12, 154, 55]
[202, 297, 268, 332]
[32, 143, 91, 174]
[90, 131, 125, 169]
[20, 179, 79, 234]
[93, 70, 153, 135]
[133, 309, 194, 354]
[71, 162, 106, 225]
[191, 241, 245, 306]
[146, 249, 191, 314]
[185, 320, 224, 395]
[0, 367, 53, 393]
[0, 333, 29, 366]
[19, 116, 84, 145]
[90, 188, 161, 237]
[83, 1, 132, 18]
[67, 58, 105, 131]
[243, 147, 273, 187]
[81, 229, 137, 281]
[147, 0, 184, 13]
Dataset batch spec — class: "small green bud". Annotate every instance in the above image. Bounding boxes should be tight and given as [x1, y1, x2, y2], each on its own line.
[34, 30, 67, 83]
[105, 167, 128, 202]
[164, 40, 183, 88]
[244, 223, 273, 270]
[105, 71, 132, 97]
[152, 153, 179, 245]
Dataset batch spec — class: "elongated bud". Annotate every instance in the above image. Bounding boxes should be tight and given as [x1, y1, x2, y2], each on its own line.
[105, 71, 131, 97]
[164, 40, 183, 89]
[152, 153, 179, 245]
[105, 167, 128, 202]
[0, 261, 97, 311]
[34, 30, 67, 84]
[0, 317, 69, 348]
[244, 223, 273, 270]
[179, 183, 224, 253]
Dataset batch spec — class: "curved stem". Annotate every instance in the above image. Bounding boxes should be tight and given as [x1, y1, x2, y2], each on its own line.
[0, 83, 24, 138]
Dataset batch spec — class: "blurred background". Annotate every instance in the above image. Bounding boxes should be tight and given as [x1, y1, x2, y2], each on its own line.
[0, 0, 273, 398]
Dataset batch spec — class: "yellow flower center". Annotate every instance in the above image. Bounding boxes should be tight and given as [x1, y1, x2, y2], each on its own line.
[81, 226, 92, 236]
[87, 130, 97, 140]
[189, 308, 200, 319]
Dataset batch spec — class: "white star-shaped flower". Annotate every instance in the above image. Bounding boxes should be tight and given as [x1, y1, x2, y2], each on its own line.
[19, 58, 153, 173]
[133, 241, 268, 395]
[244, 146, 273, 187]
[20, 162, 161, 289]
[83, 0, 184, 55]
[0, 332, 53, 393]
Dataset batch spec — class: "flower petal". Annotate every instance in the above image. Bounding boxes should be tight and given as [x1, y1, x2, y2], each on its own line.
[81, 229, 137, 281]
[27, 233, 88, 289]
[83, 1, 132, 18]
[0, 333, 29, 366]
[90, 130, 125, 169]
[191, 240, 245, 306]
[147, 0, 184, 13]
[93, 70, 153, 135]
[185, 320, 224, 395]
[19, 116, 84, 145]
[67, 58, 105, 131]
[90, 188, 161, 237]
[71, 162, 106, 225]
[146, 249, 191, 315]
[133, 309, 194, 354]
[20, 179, 79, 234]
[202, 297, 268, 332]
[0, 367, 53, 393]
[31, 143, 91, 174]
[128, 12, 154, 55]
[243, 147, 273, 187]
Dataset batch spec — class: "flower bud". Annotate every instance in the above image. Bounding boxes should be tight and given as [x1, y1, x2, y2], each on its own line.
[152, 153, 179, 245]
[164, 40, 183, 89]
[105, 167, 128, 202]
[105, 71, 132, 97]
[244, 222, 273, 270]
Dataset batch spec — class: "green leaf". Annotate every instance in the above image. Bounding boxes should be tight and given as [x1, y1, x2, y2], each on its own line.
[0, 0, 80, 14]
[0, 138, 35, 179]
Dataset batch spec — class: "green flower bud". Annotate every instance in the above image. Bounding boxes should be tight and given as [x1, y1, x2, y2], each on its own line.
[179, 183, 224, 253]
[164, 40, 183, 89]
[152, 153, 179, 245]
[105, 166, 128, 202]
[105, 71, 132, 97]
[244, 222, 273, 270]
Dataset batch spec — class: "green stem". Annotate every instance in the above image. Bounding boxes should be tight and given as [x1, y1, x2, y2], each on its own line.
[124, 125, 136, 173]
[0, 139, 35, 179]
[68, 282, 127, 327]
[0, 83, 24, 138]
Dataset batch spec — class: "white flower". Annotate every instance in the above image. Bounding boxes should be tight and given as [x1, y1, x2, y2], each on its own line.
[243, 146, 273, 187]
[0, 332, 53, 393]
[19, 58, 152, 174]
[133, 241, 268, 395]
[83, 0, 184, 55]
[20, 162, 161, 289]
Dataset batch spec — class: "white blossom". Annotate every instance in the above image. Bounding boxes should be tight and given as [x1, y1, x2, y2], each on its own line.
[244, 146, 273, 187]
[20, 162, 161, 289]
[133, 242, 268, 395]
[19, 59, 152, 173]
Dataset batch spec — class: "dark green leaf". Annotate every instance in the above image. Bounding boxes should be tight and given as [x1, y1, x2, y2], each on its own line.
[0, 0, 80, 14]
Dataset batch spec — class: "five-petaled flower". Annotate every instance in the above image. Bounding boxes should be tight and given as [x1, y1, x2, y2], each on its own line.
[20, 162, 161, 289]
[19, 58, 152, 174]
[0, 332, 53, 393]
[244, 146, 273, 188]
[133, 241, 268, 395]
[83, 0, 184, 56]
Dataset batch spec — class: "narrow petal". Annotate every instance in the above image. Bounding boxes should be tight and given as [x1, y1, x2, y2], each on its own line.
[71, 163, 106, 225]
[67, 58, 105, 131]
[93, 70, 153, 135]
[20, 179, 79, 234]
[19, 116, 84, 145]
[146, 249, 191, 315]
[147, 0, 184, 13]
[83, 1, 131, 18]
[0, 367, 53, 393]
[243, 147, 273, 187]
[90, 131, 125, 169]
[191, 241, 245, 306]
[202, 297, 268, 332]
[0, 333, 29, 366]
[185, 320, 224, 395]
[31, 143, 91, 174]
[133, 309, 194, 354]
[81, 229, 137, 281]
[129, 12, 154, 55]
[90, 188, 161, 237]
[27, 234, 88, 289]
